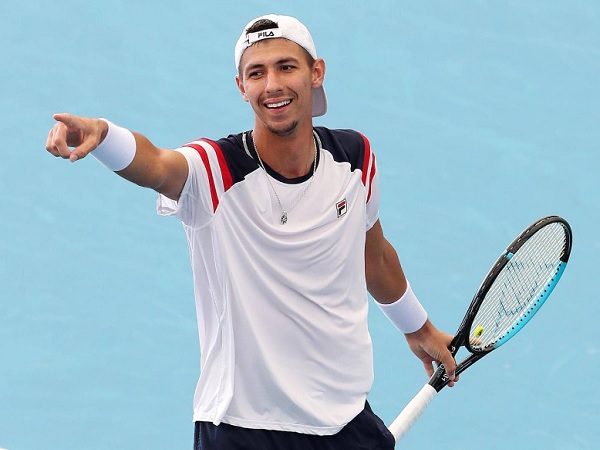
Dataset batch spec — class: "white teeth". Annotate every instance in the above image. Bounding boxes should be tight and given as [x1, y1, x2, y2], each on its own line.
[266, 100, 291, 108]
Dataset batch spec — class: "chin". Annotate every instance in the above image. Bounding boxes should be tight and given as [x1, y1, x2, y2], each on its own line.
[266, 120, 299, 137]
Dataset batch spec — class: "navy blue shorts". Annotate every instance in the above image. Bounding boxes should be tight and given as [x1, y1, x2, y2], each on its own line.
[193, 401, 395, 450]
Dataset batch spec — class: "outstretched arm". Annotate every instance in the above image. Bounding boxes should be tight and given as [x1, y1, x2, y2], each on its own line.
[365, 220, 456, 385]
[45, 113, 188, 200]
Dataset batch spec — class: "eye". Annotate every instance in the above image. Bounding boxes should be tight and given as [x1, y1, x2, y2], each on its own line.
[280, 64, 295, 72]
[246, 67, 264, 79]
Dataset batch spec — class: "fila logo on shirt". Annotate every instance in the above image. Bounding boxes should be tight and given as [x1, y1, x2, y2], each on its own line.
[336, 198, 347, 218]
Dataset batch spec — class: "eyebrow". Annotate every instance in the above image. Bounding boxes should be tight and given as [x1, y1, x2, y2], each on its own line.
[244, 56, 302, 73]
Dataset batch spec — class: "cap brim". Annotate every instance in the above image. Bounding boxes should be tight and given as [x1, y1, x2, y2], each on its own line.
[312, 85, 327, 117]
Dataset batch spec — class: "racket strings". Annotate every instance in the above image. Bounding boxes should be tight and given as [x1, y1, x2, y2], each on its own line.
[469, 223, 567, 350]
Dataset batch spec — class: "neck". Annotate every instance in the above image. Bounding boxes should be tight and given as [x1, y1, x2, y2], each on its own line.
[252, 123, 316, 178]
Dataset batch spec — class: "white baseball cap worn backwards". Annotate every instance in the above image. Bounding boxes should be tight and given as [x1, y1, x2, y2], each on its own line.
[235, 14, 328, 117]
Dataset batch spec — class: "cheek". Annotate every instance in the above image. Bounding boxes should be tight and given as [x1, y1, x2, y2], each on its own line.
[297, 74, 316, 93]
[242, 82, 262, 103]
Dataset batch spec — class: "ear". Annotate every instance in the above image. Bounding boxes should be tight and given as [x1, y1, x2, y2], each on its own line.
[312, 58, 326, 88]
[235, 75, 249, 102]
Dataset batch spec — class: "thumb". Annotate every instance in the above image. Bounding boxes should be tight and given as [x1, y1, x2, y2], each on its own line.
[70, 117, 109, 162]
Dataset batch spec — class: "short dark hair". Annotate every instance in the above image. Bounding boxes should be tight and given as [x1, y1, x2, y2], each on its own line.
[238, 19, 316, 78]
[247, 19, 279, 34]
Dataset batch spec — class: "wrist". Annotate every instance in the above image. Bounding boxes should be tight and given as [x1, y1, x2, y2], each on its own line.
[92, 119, 136, 171]
[375, 282, 428, 334]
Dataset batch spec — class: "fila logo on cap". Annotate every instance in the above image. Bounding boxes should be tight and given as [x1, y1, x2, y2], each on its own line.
[245, 28, 283, 45]
[257, 30, 275, 39]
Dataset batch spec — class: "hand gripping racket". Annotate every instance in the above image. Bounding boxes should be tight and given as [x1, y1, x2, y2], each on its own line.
[389, 215, 572, 442]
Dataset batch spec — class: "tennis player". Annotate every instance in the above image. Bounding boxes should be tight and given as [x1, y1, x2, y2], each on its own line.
[46, 14, 456, 450]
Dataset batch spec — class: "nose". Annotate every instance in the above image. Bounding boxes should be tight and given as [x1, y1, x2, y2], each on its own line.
[265, 69, 284, 94]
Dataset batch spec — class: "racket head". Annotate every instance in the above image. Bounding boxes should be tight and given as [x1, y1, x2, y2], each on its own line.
[465, 216, 572, 353]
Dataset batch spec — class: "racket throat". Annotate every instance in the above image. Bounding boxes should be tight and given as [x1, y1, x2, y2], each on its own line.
[428, 365, 450, 392]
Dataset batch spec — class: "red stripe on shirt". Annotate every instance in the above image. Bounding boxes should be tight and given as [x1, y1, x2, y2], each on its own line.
[186, 143, 220, 213]
[359, 133, 376, 202]
[200, 139, 234, 192]
[367, 153, 376, 202]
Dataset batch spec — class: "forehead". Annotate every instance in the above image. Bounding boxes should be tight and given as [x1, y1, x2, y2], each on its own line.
[239, 38, 309, 69]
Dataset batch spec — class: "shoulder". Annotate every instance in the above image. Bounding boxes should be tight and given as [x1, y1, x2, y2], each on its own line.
[314, 127, 373, 170]
[196, 133, 246, 161]
[181, 132, 258, 184]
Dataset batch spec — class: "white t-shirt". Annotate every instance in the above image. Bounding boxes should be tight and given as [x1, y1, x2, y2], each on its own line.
[157, 127, 380, 435]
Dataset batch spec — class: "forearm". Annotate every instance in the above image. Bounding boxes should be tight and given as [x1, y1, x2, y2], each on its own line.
[118, 132, 173, 190]
[365, 221, 427, 333]
[94, 120, 187, 200]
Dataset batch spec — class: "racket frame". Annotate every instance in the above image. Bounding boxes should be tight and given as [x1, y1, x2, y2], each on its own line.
[428, 215, 572, 392]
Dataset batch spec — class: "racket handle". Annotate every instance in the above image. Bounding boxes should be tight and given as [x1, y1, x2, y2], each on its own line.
[388, 384, 438, 442]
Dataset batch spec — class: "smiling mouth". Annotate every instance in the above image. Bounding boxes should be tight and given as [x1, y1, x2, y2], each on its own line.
[265, 100, 292, 109]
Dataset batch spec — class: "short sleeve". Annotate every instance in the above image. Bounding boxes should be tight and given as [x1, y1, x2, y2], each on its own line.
[156, 146, 215, 228]
[365, 156, 380, 231]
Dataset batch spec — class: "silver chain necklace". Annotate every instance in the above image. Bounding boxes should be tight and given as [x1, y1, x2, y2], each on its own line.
[243, 131, 318, 225]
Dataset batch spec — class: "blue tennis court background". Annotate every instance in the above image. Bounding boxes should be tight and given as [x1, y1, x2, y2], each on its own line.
[1, 1, 598, 449]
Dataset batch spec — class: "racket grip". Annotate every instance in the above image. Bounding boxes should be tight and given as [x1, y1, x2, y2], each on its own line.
[388, 384, 438, 442]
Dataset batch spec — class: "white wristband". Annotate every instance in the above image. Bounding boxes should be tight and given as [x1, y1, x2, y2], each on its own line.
[376, 282, 428, 334]
[92, 119, 136, 171]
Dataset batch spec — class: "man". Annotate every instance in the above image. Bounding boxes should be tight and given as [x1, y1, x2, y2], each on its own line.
[46, 14, 456, 450]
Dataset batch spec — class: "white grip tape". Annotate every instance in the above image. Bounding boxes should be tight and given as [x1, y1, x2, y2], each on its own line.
[388, 384, 438, 442]
[92, 119, 136, 171]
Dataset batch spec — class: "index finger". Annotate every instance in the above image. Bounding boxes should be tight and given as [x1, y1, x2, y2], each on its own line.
[53, 112, 79, 128]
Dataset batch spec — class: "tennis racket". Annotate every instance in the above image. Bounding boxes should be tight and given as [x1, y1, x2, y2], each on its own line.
[389, 215, 572, 442]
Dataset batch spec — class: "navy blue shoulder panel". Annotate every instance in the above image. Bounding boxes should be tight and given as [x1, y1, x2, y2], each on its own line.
[197, 128, 366, 186]
[211, 132, 259, 184]
[313, 127, 366, 172]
